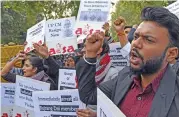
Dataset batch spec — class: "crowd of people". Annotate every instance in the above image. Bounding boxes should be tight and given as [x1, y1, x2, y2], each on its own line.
[1, 6, 179, 117]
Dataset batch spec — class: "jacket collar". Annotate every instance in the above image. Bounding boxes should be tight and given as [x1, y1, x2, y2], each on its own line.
[148, 65, 177, 117]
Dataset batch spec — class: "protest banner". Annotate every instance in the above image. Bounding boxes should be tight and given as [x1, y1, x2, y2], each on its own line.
[45, 17, 76, 42]
[1, 83, 16, 117]
[109, 42, 129, 71]
[75, 0, 111, 38]
[47, 37, 78, 56]
[13, 75, 50, 117]
[24, 20, 46, 53]
[97, 88, 126, 117]
[58, 69, 76, 90]
[33, 89, 86, 117]
[166, 1, 179, 18]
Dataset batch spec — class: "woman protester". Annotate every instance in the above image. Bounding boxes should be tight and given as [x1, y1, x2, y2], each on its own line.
[0, 51, 57, 90]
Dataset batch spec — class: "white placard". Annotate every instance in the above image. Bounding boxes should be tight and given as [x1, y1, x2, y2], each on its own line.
[33, 89, 86, 117]
[75, 0, 111, 36]
[13, 75, 50, 117]
[97, 88, 126, 117]
[1, 83, 15, 117]
[24, 20, 46, 53]
[109, 42, 129, 71]
[166, 1, 179, 18]
[45, 17, 76, 41]
[58, 69, 76, 90]
[47, 37, 78, 56]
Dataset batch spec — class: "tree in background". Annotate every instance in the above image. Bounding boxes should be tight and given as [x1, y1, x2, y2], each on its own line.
[1, 1, 80, 45]
[110, 0, 171, 42]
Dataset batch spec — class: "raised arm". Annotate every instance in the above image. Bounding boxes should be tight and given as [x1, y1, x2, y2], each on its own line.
[76, 32, 117, 105]
[1, 51, 26, 82]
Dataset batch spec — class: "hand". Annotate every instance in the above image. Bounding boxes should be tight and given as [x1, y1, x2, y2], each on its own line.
[85, 32, 104, 58]
[113, 16, 126, 33]
[15, 51, 26, 61]
[33, 43, 49, 58]
[76, 109, 97, 117]
[102, 22, 110, 31]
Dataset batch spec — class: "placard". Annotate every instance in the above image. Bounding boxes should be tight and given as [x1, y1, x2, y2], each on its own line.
[24, 20, 46, 53]
[45, 17, 76, 41]
[109, 42, 129, 71]
[58, 69, 76, 90]
[33, 89, 86, 117]
[75, 0, 111, 36]
[1, 83, 16, 117]
[166, 1, 179, 18]
[13, 75, 50, 117]
[97, 88, 126, 117]
[47, 37, 78, 56]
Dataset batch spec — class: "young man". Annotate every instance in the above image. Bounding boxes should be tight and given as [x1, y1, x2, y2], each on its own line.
[76, 7, 179, 117]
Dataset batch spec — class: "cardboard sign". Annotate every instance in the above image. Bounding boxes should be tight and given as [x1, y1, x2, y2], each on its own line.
[75, 0, 111, 37]
[1, 83, 16, 117]
[33, 89, 86, 117]
[13, 75, 50, 117]
[24, 20, 46, 53]
[109, 42, 129, 71]
[45, 17, 76, 41]
[97, 88, 126, 117]
[58, 69, 76, 90]
[47, 37, 77, 56]
[166, 1, 179, 18]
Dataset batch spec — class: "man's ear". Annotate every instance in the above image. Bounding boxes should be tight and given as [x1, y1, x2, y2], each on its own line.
[97, 48, 103, 55]
[166, 47, 178, 63]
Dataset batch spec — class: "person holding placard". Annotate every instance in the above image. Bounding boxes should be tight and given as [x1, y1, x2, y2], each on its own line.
[1, 51, 57, 90]
[76, 7, 179, 117]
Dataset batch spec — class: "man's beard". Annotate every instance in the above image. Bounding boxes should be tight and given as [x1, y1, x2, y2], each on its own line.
[130, 48, 167, 75]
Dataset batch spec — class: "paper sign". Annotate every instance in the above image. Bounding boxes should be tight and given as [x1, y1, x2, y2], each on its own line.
[13, 75, 50, 117]
[33, 89, 86, 117]
[97, 88, 126, 117]
[1, 83, 16, 117]
[75, 0, 111, 36]
[109, 42, 129, 71]
[45, 17, 76, 41]
[47, 37, 78, 56]
[58, 69, 76, 90]
[166, 1, 179, 18]
[24, 20, 46, 53]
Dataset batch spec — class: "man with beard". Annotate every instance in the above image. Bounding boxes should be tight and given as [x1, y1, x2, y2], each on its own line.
[76, 7, 179, 117]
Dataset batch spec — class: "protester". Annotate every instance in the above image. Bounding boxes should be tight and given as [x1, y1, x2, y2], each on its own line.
[0, 51, 57, 90]
[102, 22, 114, 44]
[124, 25, 132, 37]
[127, 24, 138, 43]
[64, 56, 75, 68]
[76, 38, 120, 117]
[76, 6, 179, 117]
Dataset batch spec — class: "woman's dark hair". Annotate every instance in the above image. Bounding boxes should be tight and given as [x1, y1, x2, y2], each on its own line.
[141, 7, 179, 49]
[25, 56, 45, 73]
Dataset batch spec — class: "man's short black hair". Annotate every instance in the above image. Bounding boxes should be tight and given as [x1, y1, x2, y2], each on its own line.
[100, 39, 110, 56]
[141, 7, 179, 49]
[124, 26, 132, 29]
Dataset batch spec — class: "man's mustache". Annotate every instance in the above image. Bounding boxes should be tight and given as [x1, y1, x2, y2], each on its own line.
[130, 48, 144, 61]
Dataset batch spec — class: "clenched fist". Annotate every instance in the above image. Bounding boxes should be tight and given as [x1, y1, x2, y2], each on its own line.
[113, 16, 126, 33]
[84, 32, 105, 58]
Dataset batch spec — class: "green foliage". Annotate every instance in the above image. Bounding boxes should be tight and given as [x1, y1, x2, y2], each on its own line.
[110, 0, 169, 42]
[1, 1, 80, 44]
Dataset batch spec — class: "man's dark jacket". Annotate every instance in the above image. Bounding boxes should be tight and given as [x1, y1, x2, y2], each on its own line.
[76, 58, 179, 117]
